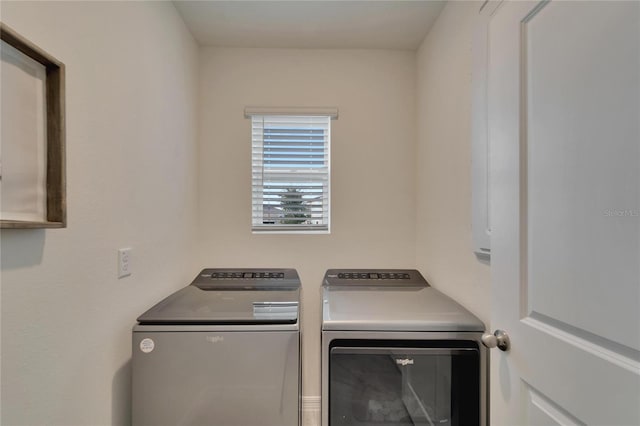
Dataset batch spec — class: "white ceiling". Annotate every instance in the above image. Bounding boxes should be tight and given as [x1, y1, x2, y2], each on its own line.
[173, 1, 446, 50]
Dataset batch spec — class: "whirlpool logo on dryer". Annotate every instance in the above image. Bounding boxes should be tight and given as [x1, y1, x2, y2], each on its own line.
[395, 358, 414, 366]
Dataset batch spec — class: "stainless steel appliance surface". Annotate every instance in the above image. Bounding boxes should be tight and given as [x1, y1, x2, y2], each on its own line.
[321, 269, 487, 426]
[133, 268, 301, 426]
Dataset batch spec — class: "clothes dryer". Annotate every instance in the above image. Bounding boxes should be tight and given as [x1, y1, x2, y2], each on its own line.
[321, 269, 486, 426]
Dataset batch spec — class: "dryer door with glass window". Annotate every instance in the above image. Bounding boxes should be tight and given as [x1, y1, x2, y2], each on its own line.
[329, 342, 480, 426]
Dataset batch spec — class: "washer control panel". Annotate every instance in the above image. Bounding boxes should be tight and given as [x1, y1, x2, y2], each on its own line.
[209, 271, 286, 280]
[192, 268, 300, 289]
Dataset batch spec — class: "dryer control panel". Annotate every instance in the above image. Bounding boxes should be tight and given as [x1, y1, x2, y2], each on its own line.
[323, 269, 428, 287]
[336, 271, 410, 280]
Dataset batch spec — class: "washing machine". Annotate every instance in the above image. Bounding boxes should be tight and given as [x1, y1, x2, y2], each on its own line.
[321, 269, 487, 426]
[132, 268, 301, 426]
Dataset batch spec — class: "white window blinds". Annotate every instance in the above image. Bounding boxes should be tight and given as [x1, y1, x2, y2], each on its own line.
[251, 115, 331, 232]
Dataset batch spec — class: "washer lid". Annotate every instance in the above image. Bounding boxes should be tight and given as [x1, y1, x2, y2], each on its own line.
[137, 269, 300, 325]
[322, 269, 484, 332]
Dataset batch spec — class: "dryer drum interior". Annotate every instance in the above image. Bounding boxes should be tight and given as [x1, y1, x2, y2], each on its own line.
[328, 339, 480, 426]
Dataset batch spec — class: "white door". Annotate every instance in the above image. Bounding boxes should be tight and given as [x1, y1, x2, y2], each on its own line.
[488, 1, 640, 425]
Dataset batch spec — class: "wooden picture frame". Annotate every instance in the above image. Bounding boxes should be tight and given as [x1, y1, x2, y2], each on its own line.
[1, 23, 66, 228]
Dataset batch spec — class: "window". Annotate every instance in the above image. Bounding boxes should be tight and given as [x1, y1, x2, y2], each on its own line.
[249, 112, 332, 233]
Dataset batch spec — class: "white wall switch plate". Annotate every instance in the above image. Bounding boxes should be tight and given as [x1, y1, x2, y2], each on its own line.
[118, 248, 132, 278]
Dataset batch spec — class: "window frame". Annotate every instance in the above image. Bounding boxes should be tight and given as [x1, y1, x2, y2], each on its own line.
[246, 108, 336, 234]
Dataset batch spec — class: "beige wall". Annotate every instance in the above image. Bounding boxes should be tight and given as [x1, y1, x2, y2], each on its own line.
[415, 1, 490, 327]
[0, 2, 199, 425]
[197, 47, 418, 399]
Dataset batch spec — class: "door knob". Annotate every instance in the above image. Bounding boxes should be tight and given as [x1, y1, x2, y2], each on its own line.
[482, 329, 510, 351]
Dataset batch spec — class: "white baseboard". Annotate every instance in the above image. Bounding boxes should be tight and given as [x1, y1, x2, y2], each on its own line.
[302, 396, 321, 426]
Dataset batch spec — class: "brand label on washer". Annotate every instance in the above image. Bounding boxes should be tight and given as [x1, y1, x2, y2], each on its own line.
[140, 338, 155, 353]
[206, 336, 224, 344]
